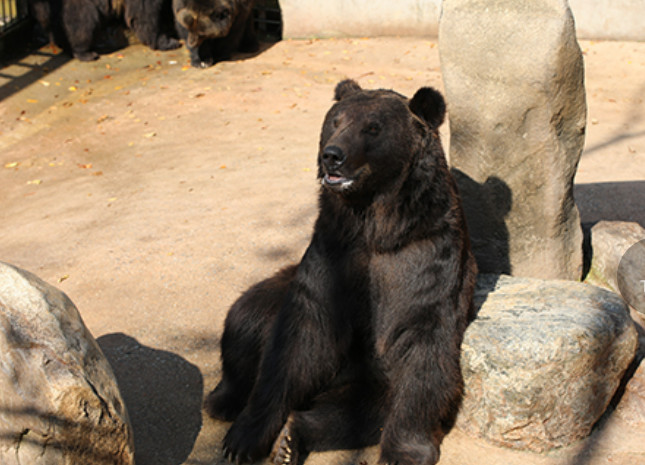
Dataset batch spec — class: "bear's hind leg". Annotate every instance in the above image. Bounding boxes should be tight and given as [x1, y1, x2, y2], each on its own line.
[205, 265, 297, 421]
[270, 363, 387, 465]
[238, 11, 259, 53]
[62, 0, 100, 61]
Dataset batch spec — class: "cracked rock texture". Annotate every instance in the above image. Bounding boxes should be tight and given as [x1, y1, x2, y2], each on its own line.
[0, 261, 135, 465]
[457, 274, 638, 451]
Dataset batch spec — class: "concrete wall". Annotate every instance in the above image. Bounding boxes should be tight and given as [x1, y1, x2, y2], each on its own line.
[280, 0, 645, 42]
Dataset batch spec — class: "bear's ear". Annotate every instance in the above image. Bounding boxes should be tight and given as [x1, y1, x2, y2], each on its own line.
[334, 79, 362, 101]
[409, 87, 446, 129]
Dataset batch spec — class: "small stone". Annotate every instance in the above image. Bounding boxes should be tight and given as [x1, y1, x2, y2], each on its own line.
[458, 274, 638, 452]
[589, 221, 645, 317]
[0, 262, 134, 465]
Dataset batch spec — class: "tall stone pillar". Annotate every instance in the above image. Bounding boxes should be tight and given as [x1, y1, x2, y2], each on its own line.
[439, 0, 586, 280]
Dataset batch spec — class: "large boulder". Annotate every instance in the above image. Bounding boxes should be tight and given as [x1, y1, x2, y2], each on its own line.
[458, 274, 638, 451]
[439, 0, 586, 280]
[0, 262, 135, 465]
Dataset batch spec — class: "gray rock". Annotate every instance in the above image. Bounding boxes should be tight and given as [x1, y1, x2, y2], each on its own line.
[589, 221, 645, 317]
[439, 0, 586, 280]
[0, 262, 135, 465]
[458, 274, 638, 451]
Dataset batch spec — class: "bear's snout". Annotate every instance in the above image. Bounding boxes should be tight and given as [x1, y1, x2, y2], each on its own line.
[321, 145, 346, 171]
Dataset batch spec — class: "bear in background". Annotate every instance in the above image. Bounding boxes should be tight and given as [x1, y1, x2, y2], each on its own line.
[173, 0, 258, 68]
[123, 0, 180, 52]
[29, 0, 180, 61]
[205, 80, 478, 465]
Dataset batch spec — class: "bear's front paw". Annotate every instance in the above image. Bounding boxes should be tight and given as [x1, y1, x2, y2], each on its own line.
[205, 380, 245, 421]
[222, 413, 273, 464]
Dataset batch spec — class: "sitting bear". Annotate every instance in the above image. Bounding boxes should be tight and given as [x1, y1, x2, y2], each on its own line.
[30, 0, 179, 61]
[172, 0, 258, 68]
[206, 80, 478, 465]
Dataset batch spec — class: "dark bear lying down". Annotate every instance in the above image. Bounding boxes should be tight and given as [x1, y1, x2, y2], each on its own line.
[206, 80, 478, 465]
[29, 0, 180, 61]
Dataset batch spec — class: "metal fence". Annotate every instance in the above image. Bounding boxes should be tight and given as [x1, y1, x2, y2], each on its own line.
[255, 0, 282, 42]
[0, 0, 28, 37]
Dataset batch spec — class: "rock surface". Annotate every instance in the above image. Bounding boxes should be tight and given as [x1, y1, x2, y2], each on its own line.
[458, 274, 638, 452]
[589, 221, 645, 317]
[0, 262, 135, 465]
[439, 0, 586, 280]
[614, 359, 645, 428]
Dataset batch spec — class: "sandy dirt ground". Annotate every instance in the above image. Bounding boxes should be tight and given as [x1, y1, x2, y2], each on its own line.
[1, 37, 644, 465]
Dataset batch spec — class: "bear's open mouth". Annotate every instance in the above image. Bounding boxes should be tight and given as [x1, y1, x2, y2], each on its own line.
[322, 173, 354, 189]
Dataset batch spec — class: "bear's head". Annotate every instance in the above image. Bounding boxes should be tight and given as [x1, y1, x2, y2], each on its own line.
[318, 79, 446, 202]
[174, 0, 238, 48]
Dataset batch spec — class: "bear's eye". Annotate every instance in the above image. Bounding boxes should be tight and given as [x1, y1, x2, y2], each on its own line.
[332, 117, 340, 128]
[364, 122, 381, 136]
[213, 8, 231, 21]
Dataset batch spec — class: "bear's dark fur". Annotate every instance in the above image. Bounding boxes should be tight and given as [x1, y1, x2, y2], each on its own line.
[172, 0, 258, 68]
[30, 0, 179, 61]
[206, 80, 477, 465]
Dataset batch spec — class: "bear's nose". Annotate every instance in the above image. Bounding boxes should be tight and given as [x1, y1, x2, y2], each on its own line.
[322, 145, 346, 168]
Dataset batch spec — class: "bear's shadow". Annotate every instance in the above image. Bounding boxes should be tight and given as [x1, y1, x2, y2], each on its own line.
[450, 169, 512, 275]
[97, 333, 203, 465]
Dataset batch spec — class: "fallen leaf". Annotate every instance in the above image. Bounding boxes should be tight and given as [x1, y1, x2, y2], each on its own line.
[78, 163, 93, 169]
[58, 274, 69, 283]
[69, 86, 77, 91]
[92, 171, 104, 176]
[27, 179, 42, 185]
[144, 132, 157, 138]
[27, 99, 39, 103]
[4, 162, 19, 168]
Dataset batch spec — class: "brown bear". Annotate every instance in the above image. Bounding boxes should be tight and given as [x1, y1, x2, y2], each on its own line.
[29, 0, 179, 61]
[206, 80, 478, 465]
[172, 0, 258, 68]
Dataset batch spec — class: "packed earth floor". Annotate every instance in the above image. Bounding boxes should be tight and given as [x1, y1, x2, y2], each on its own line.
[1, 37, 644, 464]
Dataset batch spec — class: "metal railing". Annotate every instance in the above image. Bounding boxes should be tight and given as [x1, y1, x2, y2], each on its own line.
[254, 0, 282, 42]
[0, 0, 28, 37]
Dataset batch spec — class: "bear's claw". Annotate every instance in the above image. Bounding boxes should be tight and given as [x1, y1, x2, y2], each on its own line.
[271, 417, 297, 465]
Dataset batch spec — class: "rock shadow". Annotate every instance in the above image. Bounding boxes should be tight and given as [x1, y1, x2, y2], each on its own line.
[97, 333, 203, 465]
[575, 181, 645, 279]
[451, 169, 513, 275]
[575, 181, 645, 228]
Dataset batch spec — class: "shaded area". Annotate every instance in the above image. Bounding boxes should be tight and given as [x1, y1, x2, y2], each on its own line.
[98, 333, 204, 465]
[575, 181, 645, 228]
[451, 169, 512, 275]
[0, 46, 71, 101]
